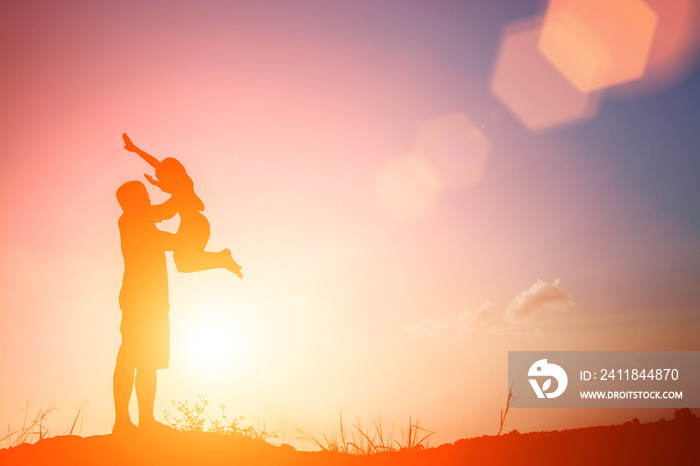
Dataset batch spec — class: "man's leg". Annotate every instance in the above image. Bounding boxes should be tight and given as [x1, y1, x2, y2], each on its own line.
[135, 366, 157, 426]
[113, 344, 136, 431]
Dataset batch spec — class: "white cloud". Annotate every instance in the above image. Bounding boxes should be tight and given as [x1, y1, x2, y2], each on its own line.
[407, 302, 493, 337]
[506, 278, 573, 320]
[408, 279, 574, 339]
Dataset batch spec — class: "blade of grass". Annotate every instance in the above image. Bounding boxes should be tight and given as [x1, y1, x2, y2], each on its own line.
[69, 406, 82, 436]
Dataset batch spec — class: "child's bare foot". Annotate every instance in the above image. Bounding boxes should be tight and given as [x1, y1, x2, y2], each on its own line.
[222, 249, 243, 278]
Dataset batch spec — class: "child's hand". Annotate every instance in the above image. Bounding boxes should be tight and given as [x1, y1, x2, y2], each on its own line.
[122, 133, 137, 153]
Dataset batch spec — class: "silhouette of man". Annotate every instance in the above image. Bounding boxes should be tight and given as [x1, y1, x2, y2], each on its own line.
[113, 180, 176, 434]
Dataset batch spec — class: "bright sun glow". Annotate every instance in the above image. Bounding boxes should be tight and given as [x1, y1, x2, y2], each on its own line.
[172, 289, 252, 376]
[184, 320, 238, 368]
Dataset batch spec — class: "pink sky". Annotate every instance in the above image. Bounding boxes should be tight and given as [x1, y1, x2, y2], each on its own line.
[1, 0, 699, 446]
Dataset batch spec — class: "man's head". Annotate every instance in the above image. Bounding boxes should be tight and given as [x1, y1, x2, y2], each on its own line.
[116, 181, 151, 212]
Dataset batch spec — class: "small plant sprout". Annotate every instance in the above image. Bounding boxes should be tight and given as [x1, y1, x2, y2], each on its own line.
[296, 411, 435, 455]
[1, 402, 57, 448]
[498, 378, 517, 436]
[163, 395, 279, 441]
[396, 414, 435, 451]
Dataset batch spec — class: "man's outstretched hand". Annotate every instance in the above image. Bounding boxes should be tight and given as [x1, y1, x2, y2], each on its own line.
[144, 174, 161, 189]
[122, 133, 138, 153]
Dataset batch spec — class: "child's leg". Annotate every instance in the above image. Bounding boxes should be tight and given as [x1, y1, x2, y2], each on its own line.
[174, 249, 243, 277]
[175, 212, 243, 276]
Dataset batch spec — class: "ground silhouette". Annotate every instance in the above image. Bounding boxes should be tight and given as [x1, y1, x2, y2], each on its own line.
[1, 415, 697, 465]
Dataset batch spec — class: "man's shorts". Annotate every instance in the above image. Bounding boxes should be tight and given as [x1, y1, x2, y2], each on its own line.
[119, 309, 170, 370]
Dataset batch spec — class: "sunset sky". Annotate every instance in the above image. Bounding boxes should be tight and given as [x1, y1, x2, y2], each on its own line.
[1, 0, 699, 446]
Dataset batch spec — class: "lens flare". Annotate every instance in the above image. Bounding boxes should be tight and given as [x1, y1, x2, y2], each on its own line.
[538, 0, 658, 92]
[413, 113, 490, 190]
[375, 154, 442, 219]
[491, 17, 602, 132]
[610, 0, 700, 97]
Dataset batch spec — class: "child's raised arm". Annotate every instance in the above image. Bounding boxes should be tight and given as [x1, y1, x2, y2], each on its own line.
[122, 133, 161, 169]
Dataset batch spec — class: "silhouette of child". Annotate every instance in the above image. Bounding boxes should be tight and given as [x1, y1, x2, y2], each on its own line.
[122, 133, 243, 278]
[114, 180, 177, 433]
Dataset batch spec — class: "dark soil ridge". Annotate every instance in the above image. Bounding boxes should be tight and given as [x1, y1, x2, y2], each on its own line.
[1, 417, 697, 465]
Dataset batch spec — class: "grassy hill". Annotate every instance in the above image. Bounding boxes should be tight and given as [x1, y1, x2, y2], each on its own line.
[1, 415, 697, 465]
